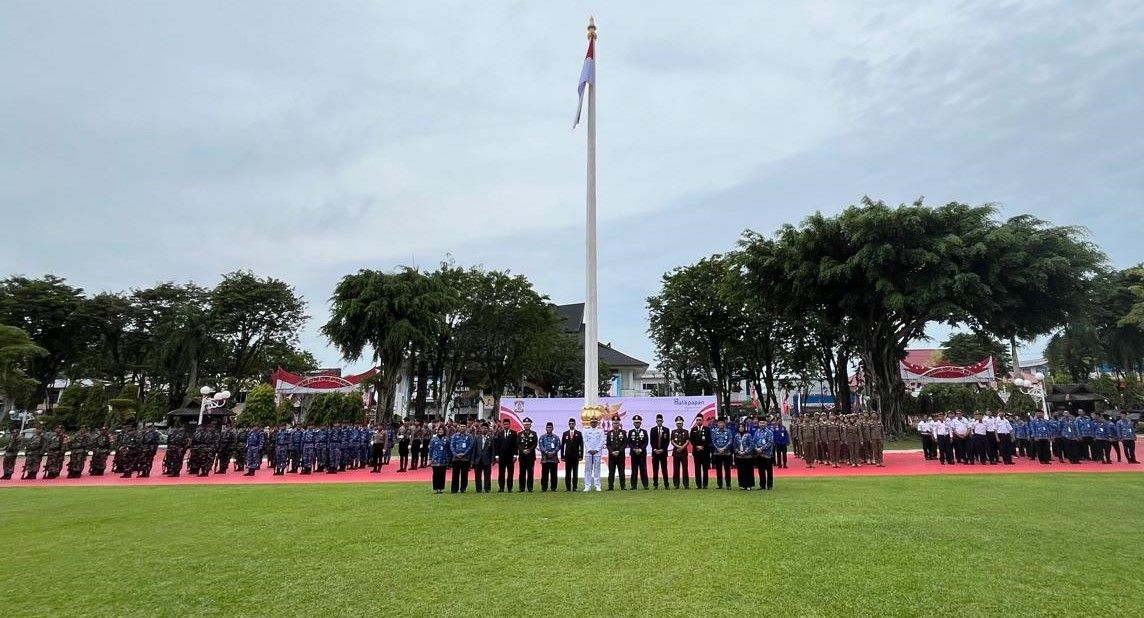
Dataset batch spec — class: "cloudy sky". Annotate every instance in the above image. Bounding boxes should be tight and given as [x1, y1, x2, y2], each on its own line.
[2, 1, 1142, 371]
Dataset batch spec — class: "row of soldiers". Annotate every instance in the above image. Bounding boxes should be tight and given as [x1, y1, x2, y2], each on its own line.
[789, 412, 887, 468]
[2, 421, 396, 481]
[1, 425, 160, 480]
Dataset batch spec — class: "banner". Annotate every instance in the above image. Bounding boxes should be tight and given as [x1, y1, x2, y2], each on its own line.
[498, 396, 716, 432]
[899, 357, 995, 384]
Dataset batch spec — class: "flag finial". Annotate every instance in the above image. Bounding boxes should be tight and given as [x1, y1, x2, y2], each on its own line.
[587, 16, 597, 40]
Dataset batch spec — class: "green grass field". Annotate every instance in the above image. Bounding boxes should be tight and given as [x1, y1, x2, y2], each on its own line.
[3, 474, 1143, 617]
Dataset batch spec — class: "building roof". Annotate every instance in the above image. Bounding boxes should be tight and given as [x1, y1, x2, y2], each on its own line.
[554, 303, 648, 369]
[555, 303, 585, 334]
[596, 340, 649, 369]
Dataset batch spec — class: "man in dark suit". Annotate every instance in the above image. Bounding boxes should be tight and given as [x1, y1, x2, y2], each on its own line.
[470, 422, 496, 493]
[649, 413, 671, 489]
[561, 418, 583, 491]
[493, 418, 518, 492]
[690, 414, 711, 488]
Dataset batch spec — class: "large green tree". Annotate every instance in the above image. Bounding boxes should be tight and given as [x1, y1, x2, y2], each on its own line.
[0, 275, 91, 407]
[211, 271, 308, 389]
[323, 268, 452, 422]
[0, 324, 48, 414]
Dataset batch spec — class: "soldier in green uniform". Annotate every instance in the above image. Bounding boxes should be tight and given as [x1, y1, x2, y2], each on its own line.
[118, 424, 139, 478]
[43, 425, 67, 479]
[606, 416, 628, 490]
[670, 416, 690, 489]
[867, 413, 885, 467]
[843, 415, 862, 467]
[89, 427, 112, 475]
[22, 427, 46, 479]
[825, 416, 843, 468]
[799, 416, 817, 468]
[66, 427, 91, 478]
[2, 430, 20, 480]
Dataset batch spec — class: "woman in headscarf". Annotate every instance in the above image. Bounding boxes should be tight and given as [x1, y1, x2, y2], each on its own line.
[428, 425, 451, 494]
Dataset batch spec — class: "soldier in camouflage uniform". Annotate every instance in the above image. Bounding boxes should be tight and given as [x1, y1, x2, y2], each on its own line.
[2, 430, 21, 480]
[89, 427, 112, 475]
[22, 428, 46, 479]
[42, 425, 67, 479]
[289, 424, 303, 473]
[117, 424, 139, 478]
[216, 424, 236, 473]
[243, 426, 266, 475]
[233, 426, 249, 472]
[67, 427, 91, 478]
[138, 423, 160, 477]
[164, 425, 190, 476]
[301, 424, 316, 474]
[274, 426, 292, 475]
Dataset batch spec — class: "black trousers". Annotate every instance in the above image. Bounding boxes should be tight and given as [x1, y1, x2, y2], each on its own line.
[410, 441, 422, 469]
[1110, 440, 1122, 462]
[518, 455, 535, 492]
[1124, 439, 1137, 463]
[629, 453, 648, 488]
[997, 433, 1013, 464]
[564, 458, 579, 490]
[651, 453, 669, 487]
[431, 465, 447, 491]
[398, 442, 410, 470]
[370, 444, 385, 471]
[970, 434, 987, 464]
[1051, 438, 1064, 461]
[937, 435, 953, 463]
[497, 456, 515, 491]
[1096, 440, 1112, 463]
[540, 461, 558, 491]
[736, 457, 755, 488]
[472, 462, 492, 491]
[921, 435, 936, 460]
[451, 461, 470, 493]
[756, 456, 774, 490]
[607, 453, 626, 489]
[1083, 437, 1096, 460]
[672, 453, 689, 488]
[953, 436, 968, 462]
[712, 454, 732, 488]
[775, 445, 788, 468]
[985, 432, 998, 463]
[1036, 439, 1051, 463]
[692, 451, 709, 488]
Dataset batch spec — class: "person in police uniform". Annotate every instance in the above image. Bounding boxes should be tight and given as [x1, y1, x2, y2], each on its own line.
[670, 416, 690, 489]
[649, 413, 671, 489]
[606, 416, 628, 490]
[627, 415, 649, 490]
[517, 418, 538, 492]
[689, 414, 710, 488]
[560, 418, 583, 491]
[538, 421, 561, 492]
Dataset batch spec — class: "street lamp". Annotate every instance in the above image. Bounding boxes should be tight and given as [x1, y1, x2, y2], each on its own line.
[1011, 372, 1048, 418]
[197, 386, 232, 426]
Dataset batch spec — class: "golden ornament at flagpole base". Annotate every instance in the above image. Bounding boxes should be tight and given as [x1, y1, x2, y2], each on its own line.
[581, 404, 606, 425]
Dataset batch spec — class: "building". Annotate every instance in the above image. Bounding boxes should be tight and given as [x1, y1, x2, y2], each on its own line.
[555, 303, 650, 397]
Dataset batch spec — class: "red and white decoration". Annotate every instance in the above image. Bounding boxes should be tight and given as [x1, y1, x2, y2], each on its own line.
[899, 357, 996, 385]
[271, 368, 377, 396]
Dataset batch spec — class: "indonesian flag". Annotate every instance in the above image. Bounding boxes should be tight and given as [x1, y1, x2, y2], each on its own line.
[573, 38, 595, 128]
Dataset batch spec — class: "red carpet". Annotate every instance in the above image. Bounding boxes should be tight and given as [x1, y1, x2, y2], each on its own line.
[2, 450, 1141, 489]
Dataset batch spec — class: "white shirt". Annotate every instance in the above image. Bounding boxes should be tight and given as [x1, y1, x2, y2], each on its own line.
[996, 419, 1013, 434]
[983, 415, 998, 432]
[932, 420, 950, 437]
[917, 420, 931, 435]
[583, 427, 604, 453]
[972, 420, 988, 435]
[950, 418, 970, 437]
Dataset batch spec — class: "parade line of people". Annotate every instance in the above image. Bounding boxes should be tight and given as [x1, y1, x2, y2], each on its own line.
[1, 413, 793, 493]
[915, 410, 1140, 466]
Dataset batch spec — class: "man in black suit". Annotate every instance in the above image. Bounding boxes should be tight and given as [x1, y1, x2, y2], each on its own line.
[470, 422, 495, 493]
[649, 413, 671, 489]
[561, 418, 583, 491]
[690, 414, 711, 488]
[493, 418, 518, 492]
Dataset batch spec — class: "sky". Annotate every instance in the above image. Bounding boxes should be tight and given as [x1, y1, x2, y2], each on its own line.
[2, 1, 1142, 372]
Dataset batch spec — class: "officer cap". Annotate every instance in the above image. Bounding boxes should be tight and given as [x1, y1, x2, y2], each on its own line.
[612, 414, 620, 421]
[523, 417, 532, 423]
[675, 416, 684, 422]
[632, 415, 642, 421]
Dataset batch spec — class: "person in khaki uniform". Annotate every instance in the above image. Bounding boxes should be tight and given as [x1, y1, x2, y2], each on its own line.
[800, 417, 817, 468]
[790, 416, 801, 460]
[823, 416, 842, 468]
[843, 416, 863, 467]
[867, 413, 885, 467]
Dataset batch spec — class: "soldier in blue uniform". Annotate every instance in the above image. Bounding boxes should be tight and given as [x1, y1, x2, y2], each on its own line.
[449, 423, 474, 493]
[327, 423, 343, 474]
[1029, 415, 1051, 464]
[243, 426, 265, 475]
[274, 427, 292, 475]
[1116, 411, 1138, 464]
[710, 418, 733, 489]
[301, 424, 317, 474]
[288, 425, 304, 473]
[428, 425, 450, 494]
[754, 422, 775, 491]
[538, 421, 561, 492]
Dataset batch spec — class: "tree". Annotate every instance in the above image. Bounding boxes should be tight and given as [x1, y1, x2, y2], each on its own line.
[323, 268, 452, 422]
[48, 382, 87, 429]
[236, 384, 278, 428]
[0, 324, 48, 413]
[1046, 323, 1101, 382]
[942, 332, 1011, 376]
[107, 384, 139, 428]
[211, 271, 308, 389]
[747, 198, 1103, 433]
[465, 271, 563, 418]
[648, 256, 741, 418]
[131, 283, 215, 409]
[0, 275, 91, 407]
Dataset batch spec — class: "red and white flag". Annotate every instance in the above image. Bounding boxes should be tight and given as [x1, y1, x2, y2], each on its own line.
[573, 37, 595, 128]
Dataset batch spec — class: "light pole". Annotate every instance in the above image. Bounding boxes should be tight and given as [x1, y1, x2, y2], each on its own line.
[1012, 373, 1049, 419]
[197, 385, 232, 426]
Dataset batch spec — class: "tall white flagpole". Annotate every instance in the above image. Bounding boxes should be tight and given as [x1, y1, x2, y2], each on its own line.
[584, 17, 599, 407]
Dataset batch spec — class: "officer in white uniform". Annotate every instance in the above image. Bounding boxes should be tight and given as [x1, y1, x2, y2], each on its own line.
[582, 417, 604, 491]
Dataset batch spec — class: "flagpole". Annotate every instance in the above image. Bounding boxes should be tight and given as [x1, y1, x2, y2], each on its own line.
[584, 17, 599, 407]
